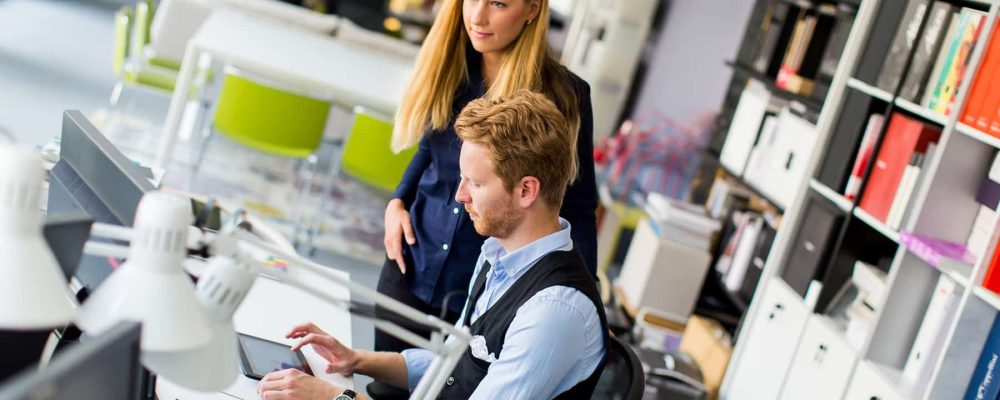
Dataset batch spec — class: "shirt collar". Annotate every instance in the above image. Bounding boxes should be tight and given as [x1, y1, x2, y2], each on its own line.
[480, 218, 573, 279]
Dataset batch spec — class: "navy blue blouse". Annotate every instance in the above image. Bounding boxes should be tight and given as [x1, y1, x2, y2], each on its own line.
[391, 54, 598, 312]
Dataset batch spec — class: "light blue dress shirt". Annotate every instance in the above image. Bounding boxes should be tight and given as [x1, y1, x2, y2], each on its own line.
[401, 218, 605, 399]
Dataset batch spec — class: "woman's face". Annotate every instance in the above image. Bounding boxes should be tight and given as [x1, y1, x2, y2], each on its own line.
[463, 0, 540, 56]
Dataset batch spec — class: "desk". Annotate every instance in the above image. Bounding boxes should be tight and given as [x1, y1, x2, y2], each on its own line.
[155, 10, 414, 170]
[156, 267, 354, 399]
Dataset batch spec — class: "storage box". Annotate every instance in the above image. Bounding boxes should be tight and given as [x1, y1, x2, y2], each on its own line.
[680, 316, 733, 400]
[615, 218, 712, 324]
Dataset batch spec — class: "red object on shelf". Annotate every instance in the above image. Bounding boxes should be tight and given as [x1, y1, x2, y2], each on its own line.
[859, 113, 941, 222]
[982, 240, 1000, 294]
[964, 24, 1000, 129]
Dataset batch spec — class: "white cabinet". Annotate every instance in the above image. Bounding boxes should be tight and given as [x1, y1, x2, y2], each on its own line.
[843, 361, 905, 400]
[779, 315, 858, 400]
[724, 278, 809, 400]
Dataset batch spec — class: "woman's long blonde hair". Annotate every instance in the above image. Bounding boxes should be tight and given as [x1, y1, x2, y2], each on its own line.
[392, 0, 581, 154]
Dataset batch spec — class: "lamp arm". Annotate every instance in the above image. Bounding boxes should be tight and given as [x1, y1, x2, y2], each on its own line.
[229, 230, 470, 342]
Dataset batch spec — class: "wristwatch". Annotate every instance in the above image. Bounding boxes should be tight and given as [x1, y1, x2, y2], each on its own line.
[333, 389, 356, 400]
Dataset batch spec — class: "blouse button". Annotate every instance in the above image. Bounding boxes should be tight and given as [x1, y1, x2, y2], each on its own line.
[447, 376, 455, 386]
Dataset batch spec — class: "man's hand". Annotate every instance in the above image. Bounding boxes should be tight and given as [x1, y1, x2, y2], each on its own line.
[257, 368, 337, 400]
[288, 322, 358, 375]
[383, 199, 415, 273]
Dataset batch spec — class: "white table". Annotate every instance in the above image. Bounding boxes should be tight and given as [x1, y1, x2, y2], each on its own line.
[156, 267, 354, 399]
[155, 10, 414, 170]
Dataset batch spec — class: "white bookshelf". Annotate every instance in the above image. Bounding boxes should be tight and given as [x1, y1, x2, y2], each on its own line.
[973, 286, 1000, 311]
[957, 122, 1000, 150]
[894, 97, 948, 126]
[847, 77, 893, 102]
[809, 179, 853, 212]
[721, 0, 1000, 399]
[852, 207, 899, 243]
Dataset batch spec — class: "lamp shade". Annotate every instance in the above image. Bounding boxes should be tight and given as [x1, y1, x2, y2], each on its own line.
[148, 256, 256, 390]
[0, 146, 77, 329]
[77, 191, 213, 376]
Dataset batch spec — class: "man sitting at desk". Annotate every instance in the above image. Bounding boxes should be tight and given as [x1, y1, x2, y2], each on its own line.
[257, 90, 608, 400]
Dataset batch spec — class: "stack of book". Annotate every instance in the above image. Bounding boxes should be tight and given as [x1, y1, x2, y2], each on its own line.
[961, 21, 1000, 136]
[876, 2, 988, 115]
[857, 113, 941, 228]
[749, 2, 854, 98]
[713, 210, 778, 303]
[643, 192, 722, 252]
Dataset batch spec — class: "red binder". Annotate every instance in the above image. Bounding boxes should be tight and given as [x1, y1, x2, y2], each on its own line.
[983, 240, 1000, 294]
[859, 113, 941, 222]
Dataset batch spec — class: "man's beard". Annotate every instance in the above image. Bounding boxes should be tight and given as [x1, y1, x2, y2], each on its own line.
[468, 197, 523, 238]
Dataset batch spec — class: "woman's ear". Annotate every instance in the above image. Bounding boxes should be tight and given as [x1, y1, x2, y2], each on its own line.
[527, 0, 541, 21]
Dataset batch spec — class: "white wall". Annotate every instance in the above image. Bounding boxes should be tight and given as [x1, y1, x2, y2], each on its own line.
[631, 0, 754, 126]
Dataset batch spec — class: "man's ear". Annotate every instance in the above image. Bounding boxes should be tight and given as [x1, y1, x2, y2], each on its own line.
[516, 176, 541, 208]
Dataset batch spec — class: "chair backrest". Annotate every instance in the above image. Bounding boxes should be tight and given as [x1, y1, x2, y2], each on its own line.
[213, 73, 330, 158]
[148, 0, 214, 62]
[113, 6, 133, 75]
[593, 336, 645, 400]
[341, 110, 416, 192]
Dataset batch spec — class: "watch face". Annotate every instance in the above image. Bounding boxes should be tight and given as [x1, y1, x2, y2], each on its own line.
[333, 396, 351, 400]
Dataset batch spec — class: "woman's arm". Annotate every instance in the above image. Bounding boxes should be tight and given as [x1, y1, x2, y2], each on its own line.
[392, 134, 433, 207]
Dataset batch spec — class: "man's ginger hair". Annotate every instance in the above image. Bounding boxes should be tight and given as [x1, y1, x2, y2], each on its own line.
[454, 91, 577, 208]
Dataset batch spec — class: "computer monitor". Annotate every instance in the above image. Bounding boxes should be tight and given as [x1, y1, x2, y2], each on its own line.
[0, 321, 142, 400]
[42, 211, 95, 280]
[47, 110, 153, 290]
[47, 110, 153, 227]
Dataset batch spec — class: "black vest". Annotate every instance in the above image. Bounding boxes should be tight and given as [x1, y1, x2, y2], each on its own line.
[438, 250, 609, 399]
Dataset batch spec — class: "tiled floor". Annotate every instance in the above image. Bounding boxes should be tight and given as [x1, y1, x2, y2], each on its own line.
[1, 0, 381, 390]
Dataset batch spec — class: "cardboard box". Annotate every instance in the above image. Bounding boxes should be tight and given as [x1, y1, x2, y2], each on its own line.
[680, 316, 733, 400]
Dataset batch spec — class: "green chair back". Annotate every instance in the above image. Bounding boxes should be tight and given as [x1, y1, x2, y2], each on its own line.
[341, 111, 416, 192]
[113, 6, 133, 75]
[213, 74, 330, 159]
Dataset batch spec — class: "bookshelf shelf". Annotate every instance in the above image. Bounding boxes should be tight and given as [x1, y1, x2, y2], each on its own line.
[894, 98, 948, 126]
[957, 122, 1000, 149]
[809, 179, 853, 212]
[846, 77, 892, 102]
[852, 207, 899, 243]
[973, 287, 1000, 311]
[934, 259, 973, 288]
[720, 165, 786, 212]
[725, 61, 826, 111]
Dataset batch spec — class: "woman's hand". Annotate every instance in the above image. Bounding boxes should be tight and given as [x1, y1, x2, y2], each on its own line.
[258, 368, 338, 400]
[288, 323, 358, 375]
[383, 199, 416, 273]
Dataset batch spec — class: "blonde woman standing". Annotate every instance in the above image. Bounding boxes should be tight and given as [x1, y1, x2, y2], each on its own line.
[377, 0, 598, 352]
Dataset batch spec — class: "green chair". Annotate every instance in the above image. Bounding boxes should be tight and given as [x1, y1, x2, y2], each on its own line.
[194, 72, 333, 249]
[111, 0, 180, 104]
[340, 108, 416, 192]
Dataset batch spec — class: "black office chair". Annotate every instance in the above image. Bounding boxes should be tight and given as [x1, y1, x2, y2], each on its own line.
[593, 335, 645, 400]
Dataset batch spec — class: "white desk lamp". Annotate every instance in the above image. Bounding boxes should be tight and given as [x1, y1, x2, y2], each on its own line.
[0, 147, 77, 329]
[84, 191, 471, 399]
[76, 191, 215, 384]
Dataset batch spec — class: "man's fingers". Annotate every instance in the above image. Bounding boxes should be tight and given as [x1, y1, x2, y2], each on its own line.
[285, 322, 317, 338]
[291, 333, 337, 353]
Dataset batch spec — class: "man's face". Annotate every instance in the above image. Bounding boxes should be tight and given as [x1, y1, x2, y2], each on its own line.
[455, 141, 524, 238]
